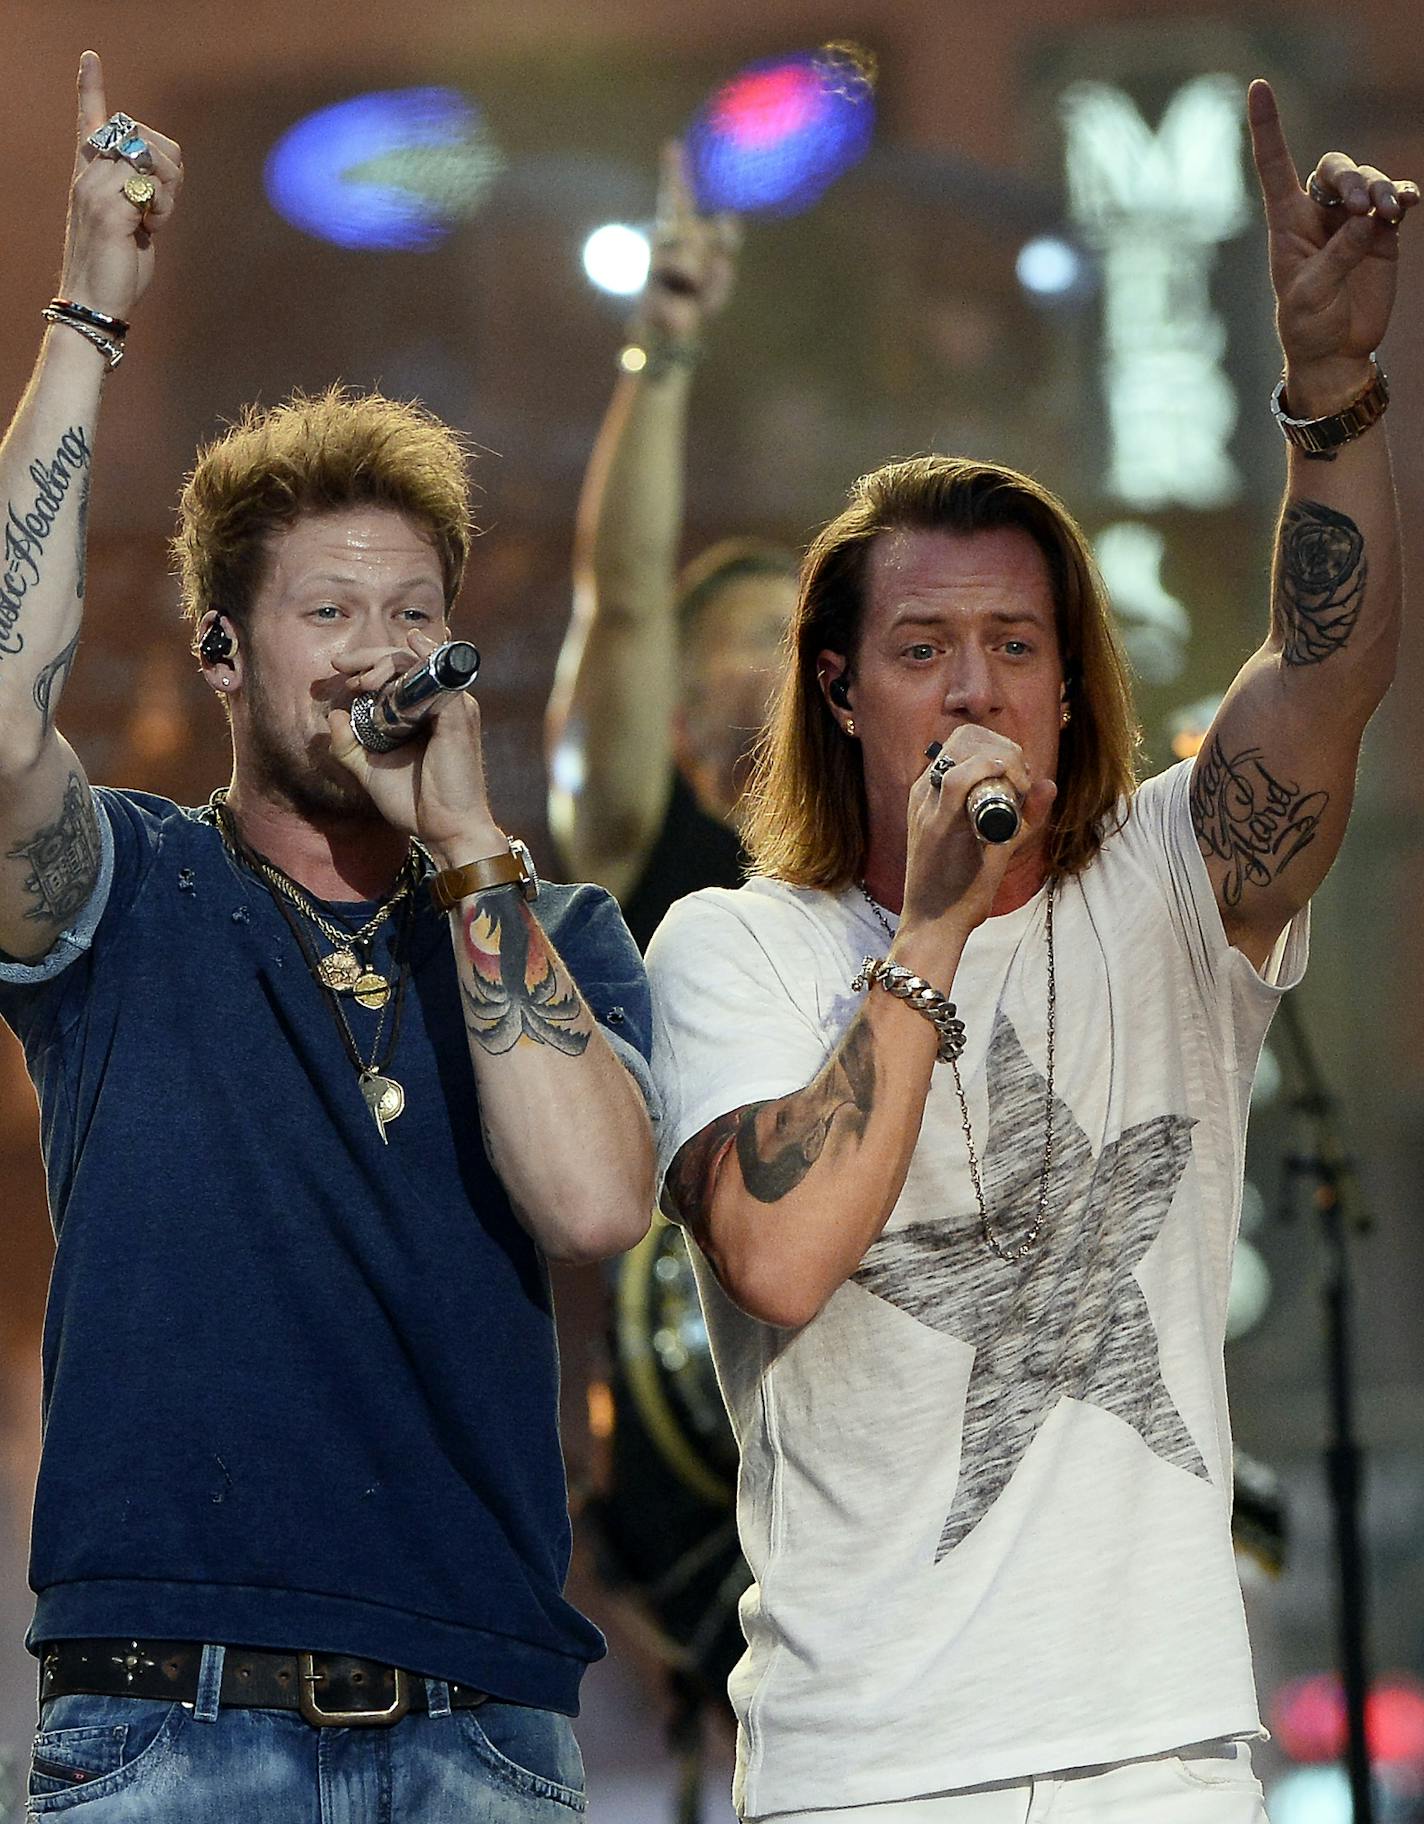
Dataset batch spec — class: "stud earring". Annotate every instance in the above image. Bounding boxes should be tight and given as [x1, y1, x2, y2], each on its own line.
[1060, 703, 1071, 726]
[846, 718, 857, 737]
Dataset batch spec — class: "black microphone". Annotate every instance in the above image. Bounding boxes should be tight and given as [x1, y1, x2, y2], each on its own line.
[349, 640, 481, 753]
[965, 779, 1021, 844]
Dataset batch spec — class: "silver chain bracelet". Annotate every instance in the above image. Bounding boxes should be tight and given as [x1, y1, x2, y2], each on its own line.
[851, 957, 966, 1063]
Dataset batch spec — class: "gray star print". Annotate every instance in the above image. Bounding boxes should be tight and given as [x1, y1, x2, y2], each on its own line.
[854, 1010, 1206, 1559]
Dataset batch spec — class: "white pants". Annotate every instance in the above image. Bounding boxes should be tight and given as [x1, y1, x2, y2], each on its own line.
[765, 1740, 1268, 1823]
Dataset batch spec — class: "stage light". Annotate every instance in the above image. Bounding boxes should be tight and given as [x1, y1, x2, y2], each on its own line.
[1167, 695, 1222, 761]
[265, 88, 504, 252]
[1226, 1239, 1271, 1340]
[1016, 235, 1083, 296]
[583, 224, 651, 296]
[1273, 1672, 1424, 1770]
[1269, 1766, 1351, 1824]
[687, 44, 876, 216]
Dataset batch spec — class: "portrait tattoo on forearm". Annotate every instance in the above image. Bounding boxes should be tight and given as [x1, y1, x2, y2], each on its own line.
[5, 774, 101, 927]
[1275, 499, 1366, 666]
[664, 1022, 879, 1236]
[1190, 736, 1330, 909]
[459, 893, 592, 1056]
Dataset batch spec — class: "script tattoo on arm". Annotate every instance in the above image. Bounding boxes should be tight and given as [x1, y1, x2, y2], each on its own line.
[33, 632, 81, 738]
[458, 892, 592, 1056]
[0, 426, 92, 671]
[1190, 736, 1330, 910]
[5, 774, 102, 927]
[1275, 499, 1366, 666]
[663, 1021, 879, 1240]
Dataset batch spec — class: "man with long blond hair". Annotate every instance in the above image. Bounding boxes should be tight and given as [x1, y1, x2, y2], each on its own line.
[649, 84, 1414, 1824]
[0, 56, 653, 1819]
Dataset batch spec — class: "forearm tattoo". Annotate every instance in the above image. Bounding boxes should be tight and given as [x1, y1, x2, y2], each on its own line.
[1275, 499, 1366, 666]
[0, 427, 92, 669]
[1190, 736, 1329, 909]
[5, 774, 102, 927]
[664, 1022, 879, 1236]
[459, 892, 592, 1056]
[33, 632, 81, 738]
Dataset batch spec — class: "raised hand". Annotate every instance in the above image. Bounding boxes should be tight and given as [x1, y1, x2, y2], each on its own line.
[635, 141, 742, 346]
[61, 51, 184, 324]
[1247, 78, 1418, 403]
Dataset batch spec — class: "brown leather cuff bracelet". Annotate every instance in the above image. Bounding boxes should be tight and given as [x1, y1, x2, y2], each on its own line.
[428, 837, 538, 911]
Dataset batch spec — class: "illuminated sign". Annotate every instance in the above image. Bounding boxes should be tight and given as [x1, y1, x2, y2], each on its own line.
[1062, 76, 1248, 508]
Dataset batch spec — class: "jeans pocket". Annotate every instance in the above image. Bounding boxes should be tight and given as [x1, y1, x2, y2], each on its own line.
[27, 1698, 187, 1813]
[459, 1702, 587, 1812]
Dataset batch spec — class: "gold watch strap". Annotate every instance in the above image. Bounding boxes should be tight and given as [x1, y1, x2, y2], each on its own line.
[429, 849, 524, 912]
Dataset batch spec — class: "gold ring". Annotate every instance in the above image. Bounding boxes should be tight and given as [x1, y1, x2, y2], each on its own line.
[121, 174, 158, 214]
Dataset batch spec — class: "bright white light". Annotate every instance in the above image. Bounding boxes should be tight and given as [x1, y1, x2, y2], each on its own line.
[1094, 521, 1191, 684]
[1268, 1766, 1352, 1824]
[582, 224, 651, 296]
[1226, 1239, 1272, 1340]
[1016, 236, 1082, 296]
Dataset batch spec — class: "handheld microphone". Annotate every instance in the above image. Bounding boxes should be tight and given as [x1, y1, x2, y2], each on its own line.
[965, 779, 1021, 844]
[349, 640, 481, 753]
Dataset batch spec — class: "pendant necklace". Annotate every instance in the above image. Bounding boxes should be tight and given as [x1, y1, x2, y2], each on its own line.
[207, 792, 419, 1140]
[207, 790, 415, 1008]
[858, 881, 1057, 1263]
[266, 879, 418, 1143]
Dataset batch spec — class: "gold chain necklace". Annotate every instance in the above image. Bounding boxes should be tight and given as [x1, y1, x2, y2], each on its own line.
[208, 789, 416, 1008]
[206, 792, 417, 1142]
[858, 883, 1056, 1263]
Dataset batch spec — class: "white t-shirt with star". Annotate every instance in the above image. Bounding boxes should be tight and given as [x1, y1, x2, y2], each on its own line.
[646, 761, 1306, 1821]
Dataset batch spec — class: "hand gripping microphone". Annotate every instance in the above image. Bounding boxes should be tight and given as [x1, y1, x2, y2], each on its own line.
[349, 640, 481, 753]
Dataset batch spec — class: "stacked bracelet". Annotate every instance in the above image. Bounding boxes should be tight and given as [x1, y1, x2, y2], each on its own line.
[851, 957, 966, 1063]
[43, 300, 126, 369]
[48, 297, 131, 339]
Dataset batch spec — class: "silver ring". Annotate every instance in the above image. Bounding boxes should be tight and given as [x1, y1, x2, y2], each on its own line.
[929, 753, 956, 789]
[1306, 173, 1341, 209]
[87, 112, 145, 164]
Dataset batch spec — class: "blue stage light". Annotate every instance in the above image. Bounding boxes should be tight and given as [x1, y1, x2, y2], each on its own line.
[687, 45, 877, 217]
[265, 88, 504, 253]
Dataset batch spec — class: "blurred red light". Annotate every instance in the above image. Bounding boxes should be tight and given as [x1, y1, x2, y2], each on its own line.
[713, 68, 822, 149]
[1272, 1673, 1424, 1768]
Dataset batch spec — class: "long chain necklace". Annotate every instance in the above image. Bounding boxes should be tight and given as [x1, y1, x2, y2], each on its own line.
[208, 789, 416, 1008]
[207, 793, 418, 1141]
[858, 881, 1057, 1263]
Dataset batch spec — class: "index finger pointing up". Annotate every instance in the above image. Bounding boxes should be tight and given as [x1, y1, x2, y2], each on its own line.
[76, 50, 109, 141]
[1247, 77, 1303, 213]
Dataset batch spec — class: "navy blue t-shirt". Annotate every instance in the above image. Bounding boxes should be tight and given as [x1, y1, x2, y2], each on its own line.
[0, 789, 654, 1715]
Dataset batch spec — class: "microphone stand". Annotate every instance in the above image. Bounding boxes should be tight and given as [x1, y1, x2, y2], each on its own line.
[1273, 994, 1373, 1824]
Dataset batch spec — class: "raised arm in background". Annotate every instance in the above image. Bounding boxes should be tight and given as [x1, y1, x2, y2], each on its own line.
[0, 52, 182, 962]
[545, 145, 740, 901]
[1190, 79, 1417, 969]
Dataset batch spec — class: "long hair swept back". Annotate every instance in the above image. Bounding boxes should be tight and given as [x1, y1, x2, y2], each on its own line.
[741, 455, 1141, 889]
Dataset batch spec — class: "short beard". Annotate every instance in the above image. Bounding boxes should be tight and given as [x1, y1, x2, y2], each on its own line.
[242, 664, 384, 833]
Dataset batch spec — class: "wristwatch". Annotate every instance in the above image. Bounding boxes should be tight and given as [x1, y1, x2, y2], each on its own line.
[428, 837, 539, 911]
[1271, 359, 1389, 457]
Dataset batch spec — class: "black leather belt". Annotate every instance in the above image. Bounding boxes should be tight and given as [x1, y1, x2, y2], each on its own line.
[40, 1640, 487, 1727]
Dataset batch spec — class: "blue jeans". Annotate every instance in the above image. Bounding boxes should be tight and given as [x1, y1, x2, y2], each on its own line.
[25, 1677, 586, 1821]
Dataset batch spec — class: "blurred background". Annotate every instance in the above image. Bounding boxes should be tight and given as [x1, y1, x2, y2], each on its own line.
[2, 2, 1422, 1819]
